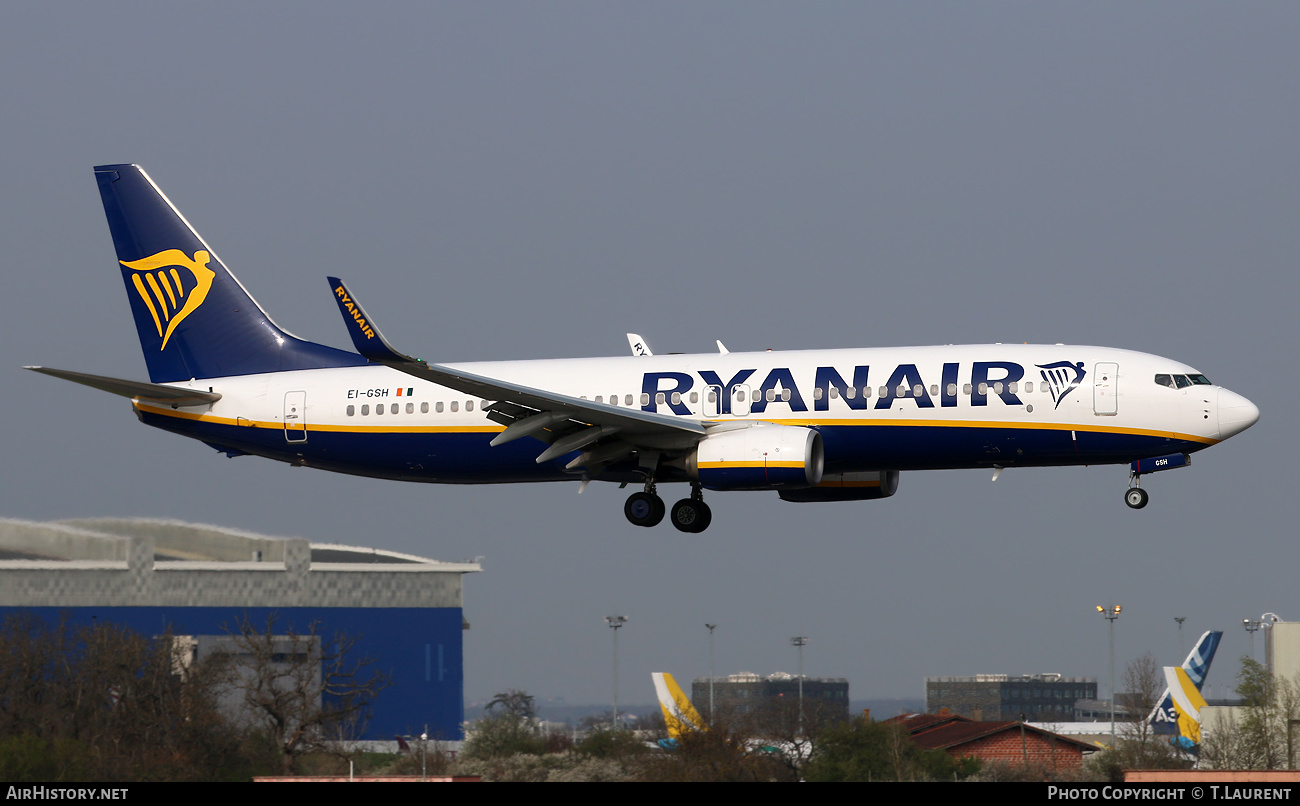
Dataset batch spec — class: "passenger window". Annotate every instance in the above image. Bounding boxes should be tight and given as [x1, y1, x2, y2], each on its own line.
[845, 387, 855, 400]
[993, 382, 1003, 394]
[610, 394, 619, 406]
[451, 401, 459, 412]
[813, 388, 824, 401]
[406, 402, 414, 414]
[963, 384, 972, 395]
[897, 384, 907, 397]
[707, 390, 717, 403]
[436, 402, 444, 413]
[671, 391, 681, 405]
[361, 404, 369, 415]
[863, 386, 871, 398]
[781, 389, 791, 402]
[656, 392, 666, 405]
[879, 386, 887, 397]
[595, 395, 603, 403]
[978, 383, 988, 395]
[347, 405, 355, 417]
[930, 385, 939, 396]
[421, 402, 429, 414]
[466, 400, 474, 411]
[736, 390, 746, 402]
[640, 393, 650, 406]
[690, 392, 698, 404]
[627, 394, 635, 406]
[391, 403, 399, 414]
[913, 384, 923, 396]
[947, 383, 958, 396]
[376, 404, 384, 415]
[1008, 382, 1017, 394]
[828, 387, 838, 400]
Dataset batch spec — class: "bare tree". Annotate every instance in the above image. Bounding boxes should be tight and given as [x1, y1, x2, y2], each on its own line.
[220, 614, 390, 774]
[486, 689, 537, 721]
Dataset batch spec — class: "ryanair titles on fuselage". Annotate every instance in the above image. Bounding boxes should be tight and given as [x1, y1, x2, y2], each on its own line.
[639, 358, 1086, 416]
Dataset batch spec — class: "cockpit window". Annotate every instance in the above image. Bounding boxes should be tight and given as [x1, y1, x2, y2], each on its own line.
[1157, 373, 1213, 389]
[1187, 374, 1211, 385]
[1154, 374, 1176, 389]
[1174, 374, 1192, 389]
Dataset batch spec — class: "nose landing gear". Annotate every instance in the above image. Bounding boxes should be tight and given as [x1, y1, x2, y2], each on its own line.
[1124, 484, 1149, 509]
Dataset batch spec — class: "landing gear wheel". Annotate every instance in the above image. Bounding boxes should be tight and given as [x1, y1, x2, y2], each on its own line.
[670, 498, 713, 533]
[1125, 487, 1149, 509]
[625, 492, 665, 527]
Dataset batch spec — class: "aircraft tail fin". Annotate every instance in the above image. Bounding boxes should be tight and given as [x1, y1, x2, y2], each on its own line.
[94, 164, 366, 383]
[652, 672, 706, 740]
[1150, 630, 1223, 738]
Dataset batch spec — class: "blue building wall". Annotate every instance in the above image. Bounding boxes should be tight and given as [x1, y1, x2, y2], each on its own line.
[0, 606, 466, 741]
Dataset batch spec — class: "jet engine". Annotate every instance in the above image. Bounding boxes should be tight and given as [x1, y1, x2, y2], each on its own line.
[684, 423, 823, 491]
[778, 470, 899, 502]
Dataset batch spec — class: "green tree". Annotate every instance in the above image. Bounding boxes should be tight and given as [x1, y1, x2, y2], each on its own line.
[802, 716, 973, 782]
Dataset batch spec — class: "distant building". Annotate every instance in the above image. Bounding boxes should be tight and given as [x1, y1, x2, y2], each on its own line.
[0, 517, 480, 741]
[692, 672, 849, 722]
[888, 712, 1095, 769]
[925, 674, 1097, 721]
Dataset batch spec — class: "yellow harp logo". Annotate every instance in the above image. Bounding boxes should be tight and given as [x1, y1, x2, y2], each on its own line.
[121, 249, 217, 350]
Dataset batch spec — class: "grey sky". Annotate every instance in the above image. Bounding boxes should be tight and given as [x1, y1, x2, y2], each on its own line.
[1, 3, 1294, 706]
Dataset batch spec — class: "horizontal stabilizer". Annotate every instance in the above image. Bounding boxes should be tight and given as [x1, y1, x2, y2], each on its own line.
[25, 366, 221, 406]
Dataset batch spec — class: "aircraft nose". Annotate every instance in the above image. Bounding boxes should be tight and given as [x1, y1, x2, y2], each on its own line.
[1218, 388, 1260, 439]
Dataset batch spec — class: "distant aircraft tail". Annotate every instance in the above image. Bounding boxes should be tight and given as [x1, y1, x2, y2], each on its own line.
[94, 164, 366, 383]
[652, 673, 706, 740]
[1150, 630, 1223, 740]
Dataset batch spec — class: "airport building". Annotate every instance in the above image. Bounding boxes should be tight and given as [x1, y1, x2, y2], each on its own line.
[0, 517, 480, 741]
[692, 672, 850, 722]
[925, 674, 1097, 721]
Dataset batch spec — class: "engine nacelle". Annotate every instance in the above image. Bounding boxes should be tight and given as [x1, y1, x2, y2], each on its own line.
[778, 471, 899, 502]
[686, 424, 824, 491]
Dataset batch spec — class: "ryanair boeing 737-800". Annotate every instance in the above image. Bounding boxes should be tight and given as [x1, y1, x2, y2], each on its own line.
[26, 165, 1260, 533]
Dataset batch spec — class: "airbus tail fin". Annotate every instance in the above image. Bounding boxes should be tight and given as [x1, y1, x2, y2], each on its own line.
[94, 164, 366, 383]
[652, 672, 706, 740]
[1150, 630, 1223, 738]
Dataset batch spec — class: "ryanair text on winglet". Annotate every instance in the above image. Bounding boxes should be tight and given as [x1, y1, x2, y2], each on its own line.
[334, 285, 375, 340]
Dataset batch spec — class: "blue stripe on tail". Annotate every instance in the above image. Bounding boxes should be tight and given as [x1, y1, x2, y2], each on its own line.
[95, 164, 367, 383]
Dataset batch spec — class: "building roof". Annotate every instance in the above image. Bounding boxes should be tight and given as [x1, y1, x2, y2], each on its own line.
[0, 517, 480, 609]
[887, 713, 1097, 753]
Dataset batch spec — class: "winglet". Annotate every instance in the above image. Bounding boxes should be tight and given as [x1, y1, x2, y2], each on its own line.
[627, 333, 653, 357]
[327, 277, 419, 364]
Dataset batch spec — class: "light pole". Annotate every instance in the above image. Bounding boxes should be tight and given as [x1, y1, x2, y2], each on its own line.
[1175, 617, 1186, 658]
[791, 636, 808, 736]
[706, 624, 717, 722]
[1244, 619, 1262, 661]
[1097, 605, 1122, 746]
[606, 615, 627, 729]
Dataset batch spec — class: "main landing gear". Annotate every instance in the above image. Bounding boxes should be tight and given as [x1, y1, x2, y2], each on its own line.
[624, 482, 713, 533]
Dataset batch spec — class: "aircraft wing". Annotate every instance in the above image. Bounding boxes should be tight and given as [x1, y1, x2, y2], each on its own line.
[25, 366, 222, 407]
[327, 278, 705, 470]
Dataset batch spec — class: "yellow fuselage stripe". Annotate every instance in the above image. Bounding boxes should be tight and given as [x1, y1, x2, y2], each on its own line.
[134, 402, 1218, 444]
